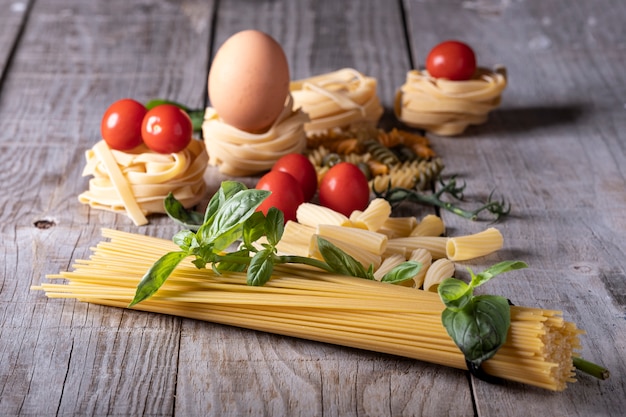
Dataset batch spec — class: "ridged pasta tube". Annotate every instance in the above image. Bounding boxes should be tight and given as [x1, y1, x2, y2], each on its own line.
[309, 235, 382, 269]
[351, 198, 392, 231]
[297, 203, 350, 227]
[316, 224, 388, 255]
[386, 236, 448, 259]
[423, 258, 456, 292]
[408, 248, 432, 289]
[410, 214, 445, 237]
[446, 228, 503, 261]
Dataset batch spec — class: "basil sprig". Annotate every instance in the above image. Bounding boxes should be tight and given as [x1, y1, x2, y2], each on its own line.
[130, 181, 421, 306]
[437, 261, 528, 367]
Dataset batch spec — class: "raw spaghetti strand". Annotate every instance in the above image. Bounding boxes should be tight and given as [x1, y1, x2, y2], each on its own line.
[34, 229, 583, 391]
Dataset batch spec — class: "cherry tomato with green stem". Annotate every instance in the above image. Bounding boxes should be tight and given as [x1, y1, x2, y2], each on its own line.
[318, 162, 370, 217]
[141, 104, 192, 154]
[426, 40, 477, 81]
[101, 98, 147, 150]
[272, 153, 318, 202]
[255, 170, 305, 223]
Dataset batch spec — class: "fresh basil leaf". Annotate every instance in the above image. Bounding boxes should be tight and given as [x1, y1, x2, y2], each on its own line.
[438, 278, 472, 311]
[471, 260, 528, 287]
[381, 261, 422, 284]
[205, 189, 270, 251]
[247, 248, 275, 286]
[242, 211, 267, 249]
[317, 237, 370, 279]
[145, 98, 192, 112]
[264, 207, 284, 246]
[442, 295, 511, 366]
[187, 111, 205, 132]
[172, 230, 197, 251]
[129, 251, 188, 307]
[203, 181, 249, 225]
[164, 193, 204, 231]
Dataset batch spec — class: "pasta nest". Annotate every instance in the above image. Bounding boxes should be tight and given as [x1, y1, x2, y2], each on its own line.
[290, 68, 384, 134]
[394, 66, 507, 136]
[202, 94, 309, 176]
[78, 139, 208, 226]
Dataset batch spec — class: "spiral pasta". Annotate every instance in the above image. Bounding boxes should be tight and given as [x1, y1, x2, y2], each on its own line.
[78, 139, 208, 226]
[395, 66, 507, 135]
[202, 95, 309, 176]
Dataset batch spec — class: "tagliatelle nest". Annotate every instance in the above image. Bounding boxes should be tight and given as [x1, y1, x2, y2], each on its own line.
[395, 66, 507, 136]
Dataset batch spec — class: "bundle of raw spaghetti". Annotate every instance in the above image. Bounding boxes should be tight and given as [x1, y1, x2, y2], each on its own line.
[33, 229, 583, 391]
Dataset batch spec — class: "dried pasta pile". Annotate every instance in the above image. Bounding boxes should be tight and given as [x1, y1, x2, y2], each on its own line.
[78, 139, 208, 226]
[395, 67, 507, 135]
[202, 95, 309, 176]
[278, 198, 504, 291]
[35, 224, 582, 391]
[306, 127, 444, 192]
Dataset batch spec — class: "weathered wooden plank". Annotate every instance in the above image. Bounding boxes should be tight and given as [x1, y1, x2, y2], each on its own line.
[0, 1, 32, 81]
[402, 0, 626, 415]
[0, 1, 215, 415]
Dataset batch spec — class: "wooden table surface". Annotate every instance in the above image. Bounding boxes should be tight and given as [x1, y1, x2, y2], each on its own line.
[1, 0, 625, 416]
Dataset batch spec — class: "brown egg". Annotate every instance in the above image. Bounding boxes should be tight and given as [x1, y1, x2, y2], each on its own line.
[208, 30, 290, 133]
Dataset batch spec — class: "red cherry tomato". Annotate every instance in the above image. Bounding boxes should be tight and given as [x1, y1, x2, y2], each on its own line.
[425, 40, 477, 81]
[318, 162, 370, 217]
[141, 104, 192, 154]
[255, 171, 305, 223]
[271, 153, 318, 202]
[100, 99, 147, 150]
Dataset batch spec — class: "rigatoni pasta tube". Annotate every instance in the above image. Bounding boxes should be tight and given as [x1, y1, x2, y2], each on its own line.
[410, 214, 445, 237]
[386, 236, 448, 259]
[297, 203, 350, 227]
[316, 224, 388, 255]
[423, 258, 456, 292]
[309, 234, 382, 269]
[408, 248, 431, 289]
[446, 227, 503, 261]
[373, 253, 405, 281]
[380, 216, 417, 238]
[351, 198, 392, 231]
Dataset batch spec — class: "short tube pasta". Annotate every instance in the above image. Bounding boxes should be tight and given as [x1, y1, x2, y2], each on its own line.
[317, 224, 388, 255]
[423, 258, 456, 292]
[408, 248, 432, 289]
[297, 203, 350, 227]
[351, 198, 392, 231]
[386, 236, 448, 259]
[410, 214, 445, 237]
[446, 227, 504, 261]
[373, 253, 406, 281]
[309, 235, 382, 269]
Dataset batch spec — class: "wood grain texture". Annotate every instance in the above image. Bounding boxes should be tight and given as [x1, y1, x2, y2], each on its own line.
[1, 0, 625, 416]
[402, 0, 626, 415]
